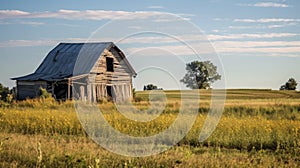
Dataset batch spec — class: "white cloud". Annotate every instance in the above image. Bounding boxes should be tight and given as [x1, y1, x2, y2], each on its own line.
[230, 18, 299, 30]
[91, 33, 298, 45]
[0, 39, 60, 47]
[215, 46, 300, 54]
[126, 43, 214, 56]
[228, 26, 256, 29]
[0, 10, 30, 18]
[126, 40, 300, 57]
[207, 33, 298, 41]
[0, 20, 44, 26]
[213, 18, 230, 21]
[266, 22, 297, 28]
[253, 2, 289, 8]
[0, 9, 191, 21]
[229, 22, 297, 29]
[212, 40, 300, 55]
[214, 40, 300, 48]
[1, 32, 298, 48]
[238, 2, 290, 8]
[20, 21, 44, 26]
[1, 32, 299, 58]
[234, 18, 300, 23]
[147, 6, 164, 9]
[123, 34, 300, 56]
[216, 17, 299, 30]
[128, 26, 143, 30]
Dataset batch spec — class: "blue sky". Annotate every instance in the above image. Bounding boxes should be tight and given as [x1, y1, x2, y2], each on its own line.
[0, 0, 299, 90]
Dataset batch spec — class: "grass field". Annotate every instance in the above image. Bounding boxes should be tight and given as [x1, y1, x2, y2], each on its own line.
[0, 89, 300, 167]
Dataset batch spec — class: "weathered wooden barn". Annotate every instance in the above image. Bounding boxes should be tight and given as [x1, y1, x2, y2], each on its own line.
[12, 42, 137, 102]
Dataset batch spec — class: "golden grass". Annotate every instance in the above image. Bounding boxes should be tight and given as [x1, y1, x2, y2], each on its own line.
[0, 89, 299, 167]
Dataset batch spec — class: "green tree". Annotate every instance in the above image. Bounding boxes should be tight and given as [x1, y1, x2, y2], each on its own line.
[180, 61, 221, 89]
[0, 83, 9, 101]
[280, 78, 298, 90]
[144, 84, 158, 90]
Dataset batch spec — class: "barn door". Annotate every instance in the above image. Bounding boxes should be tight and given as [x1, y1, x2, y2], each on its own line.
[106, 85, 115, 101]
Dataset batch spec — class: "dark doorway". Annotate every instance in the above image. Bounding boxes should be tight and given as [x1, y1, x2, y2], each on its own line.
[106, 85, 114, 101]
[106, 57, 114, 72]
[53, 82, 68, 100]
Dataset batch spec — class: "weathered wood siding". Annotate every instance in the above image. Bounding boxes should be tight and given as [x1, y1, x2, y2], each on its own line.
[17, 81, 47, 100]
[13, 42, 135, 102]
[89, 48, 133, 102]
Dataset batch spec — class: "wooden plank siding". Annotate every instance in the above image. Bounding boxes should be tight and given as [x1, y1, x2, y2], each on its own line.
[17, 81, 47, 100]
[13, 43, 136, 102]
[88, 48, 133, 102]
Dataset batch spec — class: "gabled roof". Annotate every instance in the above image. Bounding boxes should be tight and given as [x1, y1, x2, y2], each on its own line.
[12, 42, 136, 81]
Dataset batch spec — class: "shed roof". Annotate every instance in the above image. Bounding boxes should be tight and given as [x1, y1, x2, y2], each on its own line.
[12, 42, 136, 81]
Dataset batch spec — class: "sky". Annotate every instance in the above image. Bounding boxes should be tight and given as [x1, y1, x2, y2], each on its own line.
[0, 0, 299, 90]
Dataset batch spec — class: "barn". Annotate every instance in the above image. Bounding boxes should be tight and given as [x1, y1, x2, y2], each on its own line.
[11, 42, 137, 102]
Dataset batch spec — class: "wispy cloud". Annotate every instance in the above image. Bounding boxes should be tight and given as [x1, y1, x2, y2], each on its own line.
[92, 33, 299, 44]
[212, 29, 220, 33]
[213, 40, 300, 54]
[214, 17, 299, 29]
[215, 41, 300, 48]
[1, 38, 299, 58]
[124, 34, 300, 57]
[0, 10, 30, 18]
[147, 6, 164, 9]
[213, 18, 230, 21]
[213, 39, 300, 55]
[234, 18, 300, 23]
[0, 39, 60, 47]
[253, 2, 290, 8]
[229, 22, 297, 29]
[1, 32, 298, 48]
[238, 2, 290, 8]
[215, 46, 300, 54]
[207, 33, 298, 41]
[0, 20, 44, 26]
[0, 9, 191, 21]
[126, 41, 300, 57]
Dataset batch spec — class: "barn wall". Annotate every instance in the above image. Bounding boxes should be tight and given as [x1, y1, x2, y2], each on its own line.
[89, 48, 133, 102]
[90, 49, 132, 84]
[17, 81, 47, 100]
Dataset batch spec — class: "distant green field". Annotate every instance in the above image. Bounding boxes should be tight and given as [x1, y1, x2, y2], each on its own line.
[0, 89, 299, 167]
[137, 89, 300, 100]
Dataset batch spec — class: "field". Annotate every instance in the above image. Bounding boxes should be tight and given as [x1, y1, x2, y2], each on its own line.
[0, 89, 300, 167]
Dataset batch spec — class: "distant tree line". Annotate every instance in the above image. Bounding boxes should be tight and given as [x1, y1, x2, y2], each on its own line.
[280, 78, 298, 90]
[143, 84, 163, 91]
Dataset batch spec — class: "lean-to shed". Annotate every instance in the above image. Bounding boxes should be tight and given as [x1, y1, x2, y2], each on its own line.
[12, 42, 137, 102]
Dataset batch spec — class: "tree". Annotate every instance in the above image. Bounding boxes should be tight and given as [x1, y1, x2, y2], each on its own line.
[180, 60, 221, 89]
[0, 83, 10, 101]
[144, 84, 158, 90]
[280, 78, 298, 90]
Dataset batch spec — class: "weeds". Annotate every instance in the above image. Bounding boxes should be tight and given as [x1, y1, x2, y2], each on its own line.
[0, 89, 299, 167]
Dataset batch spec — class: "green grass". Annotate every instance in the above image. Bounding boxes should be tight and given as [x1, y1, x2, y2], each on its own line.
[137, 89, 300, 100]
[0, 89, 300, 167]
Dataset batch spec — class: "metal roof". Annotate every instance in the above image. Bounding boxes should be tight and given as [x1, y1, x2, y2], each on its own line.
[12, 42, 136, 81]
